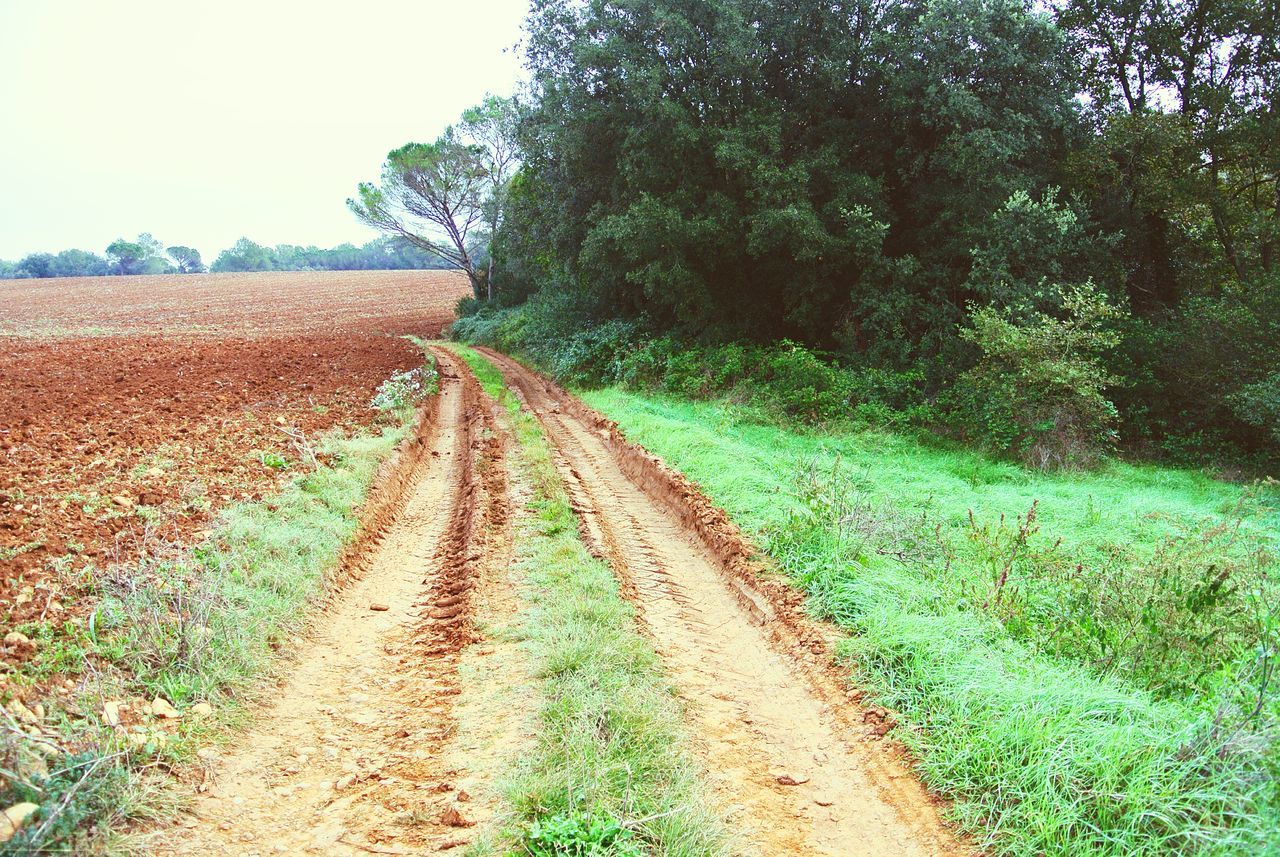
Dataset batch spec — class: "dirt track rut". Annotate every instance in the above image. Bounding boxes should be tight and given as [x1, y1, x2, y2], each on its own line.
[161, 351, 523, 855]
[478, 347, 967, 857]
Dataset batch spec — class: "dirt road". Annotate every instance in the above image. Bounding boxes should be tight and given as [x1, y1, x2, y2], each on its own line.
[162, 347, 965, 855]
[477, 347, 967, 857]
[160, 351, 527, 855]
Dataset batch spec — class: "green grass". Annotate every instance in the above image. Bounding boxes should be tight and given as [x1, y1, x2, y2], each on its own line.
[443, 345, 726, 857]
[579, 388, 1279, 856]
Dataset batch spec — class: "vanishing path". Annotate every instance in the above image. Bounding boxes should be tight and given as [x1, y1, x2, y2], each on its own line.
[478, 348, 968, 857]
[161, 351, 528, 855]
[158, 346, 965, 856]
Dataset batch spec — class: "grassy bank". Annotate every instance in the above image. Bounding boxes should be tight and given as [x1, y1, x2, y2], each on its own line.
[0, 355, 435, 855]
[444, 345, 725, 857]
[577, 388, 1278, 856]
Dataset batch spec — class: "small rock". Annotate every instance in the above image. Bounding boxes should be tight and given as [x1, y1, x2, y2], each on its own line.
[369, 603, 390, 612]
[191, 702, 214, 717]
[3, 631, 30, 648]
[144, 466, 165, 479]
[111, 494, 135, 509]
[455, 789, 471, 803]
[775, 774, 810, 786]
[335, 775, 356, 791]
[150, 697, 182, 719]
[0, 802, 40, 843]
[439, 806, 475, 828]
[197, 747, 219, 761]
[219, 821, 233, 830]
[6, 700, 41, 726]
[813, 794, 835, 807]
[102, 700, 122, 727]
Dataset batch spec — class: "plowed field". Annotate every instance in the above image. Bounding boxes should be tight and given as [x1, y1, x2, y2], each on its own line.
[0, 270, 469, 660]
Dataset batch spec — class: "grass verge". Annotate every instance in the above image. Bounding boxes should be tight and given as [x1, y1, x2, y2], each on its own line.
[0, 353, 435, 855]
[443, 344, 726, 857]
[578, 388, 1279, 857]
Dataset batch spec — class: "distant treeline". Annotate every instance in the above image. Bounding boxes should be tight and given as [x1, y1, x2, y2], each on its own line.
[0, 234, 452, 280]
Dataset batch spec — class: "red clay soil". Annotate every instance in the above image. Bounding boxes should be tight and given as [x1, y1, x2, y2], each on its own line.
[0, 270, 470, 673]
[0, 334, 424, 631]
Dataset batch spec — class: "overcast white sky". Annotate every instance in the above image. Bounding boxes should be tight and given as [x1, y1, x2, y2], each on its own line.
[0, 0, 528, 261]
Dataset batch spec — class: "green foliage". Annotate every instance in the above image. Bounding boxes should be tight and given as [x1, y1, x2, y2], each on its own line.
[512, 0, 1078, 343]
[166, 245, 205, 273]
[0, 749, 136, 856]
[483, 0, 1280, 467]
[1233, 375, 1280, 447]
[348, 114, 513, 299]
[524, 813, 642, 857]
[259, 450, 289, 470]
[965, 188, 1118, 315]
[209, 237, 276, 273]
[105, 233, 174, 276]
[952, 284, 1125, 469]
[453, 298, 939, 429]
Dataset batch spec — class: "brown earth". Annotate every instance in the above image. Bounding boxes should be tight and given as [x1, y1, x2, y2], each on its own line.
[0, 270, 469, 673]
[157, 349, 531, 855]
[0, 270, 467, 338]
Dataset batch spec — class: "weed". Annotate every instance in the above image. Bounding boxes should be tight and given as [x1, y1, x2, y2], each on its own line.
[524, 812, 642, 856]
[259, 450, 290, 471]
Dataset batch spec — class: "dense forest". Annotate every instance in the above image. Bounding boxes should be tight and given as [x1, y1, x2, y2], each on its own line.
[0, 234, 450, 280]
[437, 0, 1280, 471]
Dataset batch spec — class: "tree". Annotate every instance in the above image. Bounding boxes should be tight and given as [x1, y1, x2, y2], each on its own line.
[1053, 0, 1280, 296]
[461, 95, 521, 296]
[50, 249, 109, 277]
[105, 234, 171, 275]
[348, 128, 489, 300]
[105, 239, 147, 275]
[210, 238, 276, 273]
[15, 253, 55, 278]
[167, 245, 206, 273]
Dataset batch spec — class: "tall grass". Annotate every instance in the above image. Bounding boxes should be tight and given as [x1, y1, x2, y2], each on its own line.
[444, 345, 726, 857]
[580, 388, 1279, 856]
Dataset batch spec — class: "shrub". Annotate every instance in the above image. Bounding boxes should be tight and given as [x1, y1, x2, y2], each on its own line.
[369, 367, 434, 412]
[1231, 374, 1280, 447]
[952, 283, 1124, 470]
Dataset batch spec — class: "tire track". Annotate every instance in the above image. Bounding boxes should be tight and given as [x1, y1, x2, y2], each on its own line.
[477, 347, 969, 857]
[159, 350, 520, 856]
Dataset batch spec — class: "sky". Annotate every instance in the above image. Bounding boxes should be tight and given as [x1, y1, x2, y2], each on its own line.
[0, 0, 529, 262]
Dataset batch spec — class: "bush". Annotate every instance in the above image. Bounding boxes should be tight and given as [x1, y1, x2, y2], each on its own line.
[452, 297, 938, 429]
[1114, 290, 1280, 468]
[951, 283, 1124, 470]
